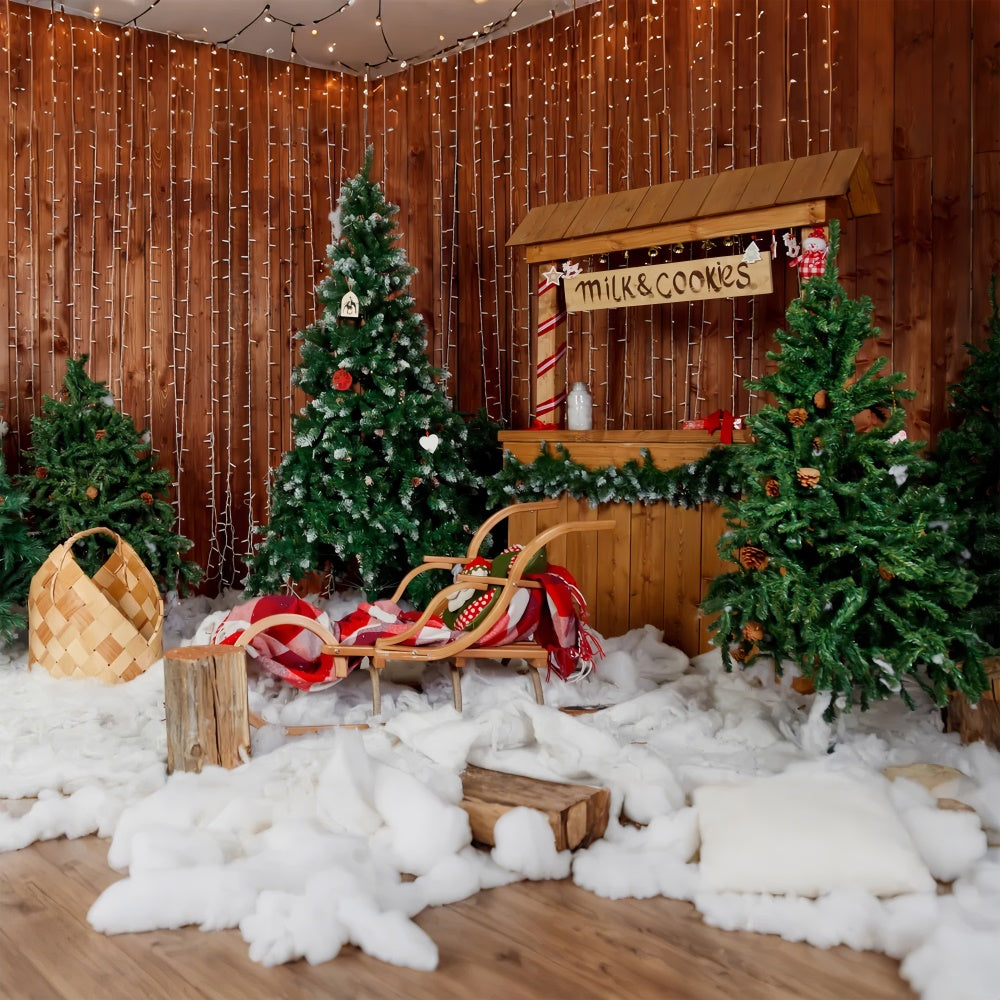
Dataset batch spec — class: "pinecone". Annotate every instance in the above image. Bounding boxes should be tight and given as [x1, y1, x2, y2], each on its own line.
[879, 565, 895, 581]
[95, 428, 107, 440]
[86, 485, 98, 499]
[797, 467, 821, 488]
[739, 545, 769, 571]
[742, 621, 765, 642]
[730, 641, 753, 663]
[787, 407, 808, 427]
[765, 478, 780, 497]
[813, 389, 830, 410]
[140, 491, 154, 505]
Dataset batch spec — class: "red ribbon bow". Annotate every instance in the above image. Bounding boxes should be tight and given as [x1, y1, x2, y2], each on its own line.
[703, 409, 737, 444]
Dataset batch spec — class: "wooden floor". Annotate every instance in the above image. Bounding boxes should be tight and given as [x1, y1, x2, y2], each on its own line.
[0, 836, 916, 1000]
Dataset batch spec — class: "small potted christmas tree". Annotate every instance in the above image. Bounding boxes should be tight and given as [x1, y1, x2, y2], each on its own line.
[246, 148, 493, 604]
[936, 279, 1000, 744]
[19, 356, 201, 593]
[701, 221, 987, 717]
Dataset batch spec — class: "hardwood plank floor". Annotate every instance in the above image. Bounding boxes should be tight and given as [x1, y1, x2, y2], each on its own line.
[0, 836, 916, 999]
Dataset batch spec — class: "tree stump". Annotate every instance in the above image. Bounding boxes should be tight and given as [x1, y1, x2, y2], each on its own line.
[164, 644, 251, 774]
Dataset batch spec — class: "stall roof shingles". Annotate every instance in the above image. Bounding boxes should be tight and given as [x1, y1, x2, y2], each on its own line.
[508, 148, 878, 255]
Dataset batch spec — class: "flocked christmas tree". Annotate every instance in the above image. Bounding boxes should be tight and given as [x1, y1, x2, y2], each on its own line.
[245, 148, 492, 604]
[0, 436, 47, 643]
[19, 356, 201, 593]
[701, 221, 987, 715]
[935, 278, 1000, 652]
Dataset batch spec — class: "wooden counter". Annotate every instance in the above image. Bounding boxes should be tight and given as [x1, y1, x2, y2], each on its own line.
[499, 430, 743, 656]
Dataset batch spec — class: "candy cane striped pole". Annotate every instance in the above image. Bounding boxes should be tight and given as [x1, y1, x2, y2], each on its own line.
[532, 263, 567, 427]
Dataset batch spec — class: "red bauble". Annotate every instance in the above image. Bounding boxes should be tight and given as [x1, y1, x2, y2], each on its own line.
[332, 368, 353, 391]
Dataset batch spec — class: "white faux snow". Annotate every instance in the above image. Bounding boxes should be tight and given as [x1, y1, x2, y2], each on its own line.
[1, 589, 999, 999]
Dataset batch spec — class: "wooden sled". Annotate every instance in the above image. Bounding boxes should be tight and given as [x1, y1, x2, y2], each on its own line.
[234, 501, 613, 723]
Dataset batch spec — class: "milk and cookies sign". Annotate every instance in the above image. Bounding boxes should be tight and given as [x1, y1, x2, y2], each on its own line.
[562, 252, 772, 313]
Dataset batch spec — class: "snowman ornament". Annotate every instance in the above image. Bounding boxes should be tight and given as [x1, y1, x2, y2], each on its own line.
[791, 226, 829, 281]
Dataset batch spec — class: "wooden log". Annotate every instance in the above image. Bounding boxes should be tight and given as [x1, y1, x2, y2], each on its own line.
[945, 659, 1000, 752]
[460, 764, 610, 853]
[163, 645, 251, 774]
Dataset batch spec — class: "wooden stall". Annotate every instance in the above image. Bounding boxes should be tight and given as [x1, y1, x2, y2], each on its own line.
[502, 151, 879, 654]
[499, 430, 740, 655]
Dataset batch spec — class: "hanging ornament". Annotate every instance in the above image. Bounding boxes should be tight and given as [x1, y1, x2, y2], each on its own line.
[672, 243, 685, 255]
[792, 227, 829, 280]
[140, 491, 154, 505]
[888, 429, 908, 445]
[374, 428, 384, 437]
[742, 240, 762, 264]
[0, 417, 7, 438]
[332, 368, 353, 391]
[771, 230, 778, 259]
[86, 485, 98, 499]
[739, 545, 769, 571]
[339, 289, 361, 322]
[783, 230, 801, 260]
[561, 260, 582, 279]
[418, 432, 440, 453]
[796, 467, 821, 488]
[648, 246, 660, 260]
[787, 407, 808, 427]
[542, 264, 563, 286]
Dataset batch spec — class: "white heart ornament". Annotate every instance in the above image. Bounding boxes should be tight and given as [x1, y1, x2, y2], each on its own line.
[419, 433, 440, 454]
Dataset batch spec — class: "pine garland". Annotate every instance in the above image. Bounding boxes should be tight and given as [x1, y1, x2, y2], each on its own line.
[487, 443, 743, 509]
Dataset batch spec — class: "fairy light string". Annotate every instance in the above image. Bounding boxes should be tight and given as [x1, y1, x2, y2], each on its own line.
[3, 0, 841, 586]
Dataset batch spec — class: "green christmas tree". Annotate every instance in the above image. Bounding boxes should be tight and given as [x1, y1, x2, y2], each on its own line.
[0, 443, 47, 643]
[935, 279, 1000, 652]
[701, 221, 987, 715]
[20, 356, 202, 593]
[246, 148, 493, 604]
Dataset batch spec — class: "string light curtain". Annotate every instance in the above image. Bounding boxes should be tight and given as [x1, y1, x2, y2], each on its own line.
[3, 0, 857, 589]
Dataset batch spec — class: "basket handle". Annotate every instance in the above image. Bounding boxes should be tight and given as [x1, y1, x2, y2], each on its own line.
[50, 525, 133, 600]
[63, 525, 125, 549]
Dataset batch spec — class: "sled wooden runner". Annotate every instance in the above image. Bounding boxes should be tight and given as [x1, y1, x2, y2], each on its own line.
[235, 501, 613, 721]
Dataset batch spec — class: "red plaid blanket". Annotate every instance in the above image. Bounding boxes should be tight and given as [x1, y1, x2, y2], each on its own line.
[212, 565, 601, 691]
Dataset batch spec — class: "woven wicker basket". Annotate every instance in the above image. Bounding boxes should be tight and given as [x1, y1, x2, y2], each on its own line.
[28, 526, 164, 683]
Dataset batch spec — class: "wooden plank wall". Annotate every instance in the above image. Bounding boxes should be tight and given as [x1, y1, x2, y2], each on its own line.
[2, 0, 999, 595]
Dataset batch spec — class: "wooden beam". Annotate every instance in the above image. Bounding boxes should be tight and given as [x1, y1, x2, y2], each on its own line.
[524, 199, 835, 264]
[460, 764, 611, 852]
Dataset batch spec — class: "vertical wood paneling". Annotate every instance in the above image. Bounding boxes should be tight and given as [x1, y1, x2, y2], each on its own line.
[855, 0, 894, 376]
[930, 0, 973, 441]
[971, 0, 1000, 353]
[2, 0, 999, 598]
[893, 158, 933, 445]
